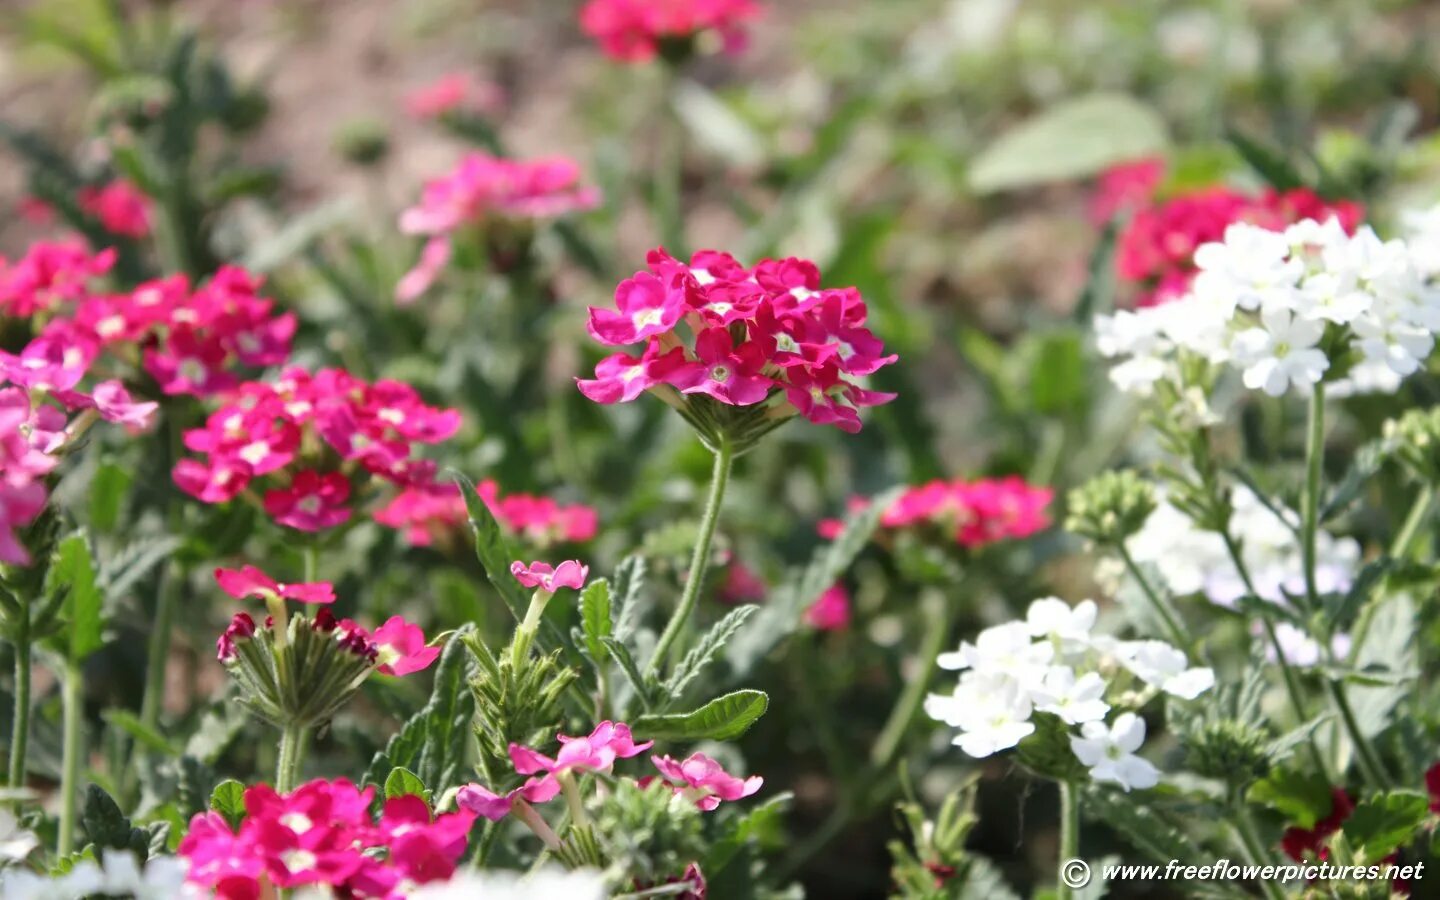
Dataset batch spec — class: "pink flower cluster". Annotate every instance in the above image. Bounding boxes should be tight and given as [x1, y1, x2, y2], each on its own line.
[1088, 157, 1165, 225]
[214, 564, 439, 676]
[179, 779, 475, 900]
[459, 720, 761, 823]
[375, 478, 598, 549]
[580, 0, 762, 62]
[580, 248, 896, 432]
[76, 179, 154, 239]
[1113, 175, 1364, 307]
[173, 366, 460, 534]
[396, 153, 599, 303]
[719, 564, 851, 631]
[819, 476, 1053, 549]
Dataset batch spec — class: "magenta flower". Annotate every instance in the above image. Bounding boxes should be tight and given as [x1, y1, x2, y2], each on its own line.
[650, 752, 762, 811]
[215, 565, 336, 605]
[580, 0, 762, 62]
[370, 616, 441, 676]
[395, 237, 452, 306]
[667, 326, 773, 406]
[172, 457, 253, 504]
[510, 721, 654, 789]
[144, 329, 236, 397]
[0, 482, 47, 566]
[455, 778, 560, 822]
[263, 470, 353, 532]
[215, 612, 257, 662]
[0, 332, 96, 393]
[510, 559, 589, 592]
[77, 179, 153, 238]
[587, 271, 690, 346]
[804, 583, 851, 632]
[577, 339, 690, 404]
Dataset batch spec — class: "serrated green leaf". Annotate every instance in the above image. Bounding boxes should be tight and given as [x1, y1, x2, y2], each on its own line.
[1248, 769, 1334, 830]
[209, 780, 246, 830]
[453, 473, 528, 623]
[101, 709, 179, 756]
[601, 636, 654, 711]
[703, 791, 791, 876]
[634, 689, 768, 741]
[383, 767, 428, 802]
[1342, 791, 1429, 864]
[970, 94, 1169, 193]
[46, 533, 103, 663]
[1226, 127, 1306, 192]
[580, 578, 612, 665]
[610, 555, 648, 642]
[1083, 788, 1207, 865]
[81, 785, 149, 860]
[88, 461, 131, 532]
[665, 604, 758, 700]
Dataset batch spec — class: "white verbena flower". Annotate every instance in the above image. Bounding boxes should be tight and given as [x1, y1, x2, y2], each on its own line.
[1115, 640, 1215, 699]
[408, 867, 609, 900]
[1031, 667, 1110, 725]
[1230, 306, 1329, 396]
[925, 672, 1036, 758]
[1069, 712, 1160, 791]
[0, 853, 193, 900]
[937, 621, 1052, 687]
[1025, 597, 1098, 648]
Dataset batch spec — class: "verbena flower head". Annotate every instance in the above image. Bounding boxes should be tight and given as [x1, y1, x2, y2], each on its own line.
[926, 596, 1213, 788]
[179, 778, 475, 898]
[404, 72, 503, 120]
[510, 559, 590, 592]
[1098, 216, 1440, 398]
[580, 248, 895, 449]
[76, 178, 153, 239]
[819, 476, 1052, 548]
[215, 566, 438, 727]
[174, 366, 460, 536]
[375, 479, 597, 550]
[650, 752, 763, 810]
[580, 0, 762, 63]
[396, 153, 599, 303]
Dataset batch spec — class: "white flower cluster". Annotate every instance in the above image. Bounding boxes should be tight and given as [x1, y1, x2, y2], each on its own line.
[1125, 487, 1357, 667]
[1097, 217, 1440, 397]
[924, 597, 1214, 791]
[0, 853, 191, 900]
[407, 867, 608, 900]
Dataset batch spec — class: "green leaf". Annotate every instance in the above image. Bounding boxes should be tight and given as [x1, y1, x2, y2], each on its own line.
[453, 472, 528, 623]
[363, 626, 477, 795]
[664, 604, 758, 700]
[81, 785, 149, 860]
[100, 709, 179, 755]
[1028, 330, 1088, 416]
[383, 767, 429, 803]
[1083, 788, 1208, 865]
[703, 791, 791, 876]
[209, 780, 247, 830]
[1342, 791, 1429, 864]
[46, 533, 103, 663]
[1323, 557, 1391, 630]
[969, 93, 1168, 193]
[673, 80, 765, 169]
[1226, 127, 1306, 192]
[1264, 716, 1332, 766]
[88, 461, 131, 532]
[1321, 438, 1389, 523]
[634, 689, 768, 741]
[1016, 713, 1088, 782]
[1248, 768, 1334, 829]
[580, 578, 612, 666]
[601, 636, 654, 711]
[610, 555, 648, 642]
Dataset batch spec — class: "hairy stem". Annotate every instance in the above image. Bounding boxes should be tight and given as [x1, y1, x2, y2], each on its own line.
[870, 588, 954, 768]
[648, 442, 733, 674]
[139, 567, 179, 734]
[7, 614, 30, 788]
[1231, 801, 1285, 900]
[58, 661, 84, 856]
[1116, 544, 1191, 654]
[1057, 781, 1081, 900]
[276, 722, 309, 793]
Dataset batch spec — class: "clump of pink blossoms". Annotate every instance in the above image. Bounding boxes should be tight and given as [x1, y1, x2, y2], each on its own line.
[76, 178, 154, 238]
[396, 153, 599, 303]
[179, 778, 474, 899]
[579, 248, 896, 437]
[819, 476, 1053, 548]
[374, 478, 598, 549]
[173, 366, 460, 536]
[580, 0, 762, 63]
[404, 71, 504, 120]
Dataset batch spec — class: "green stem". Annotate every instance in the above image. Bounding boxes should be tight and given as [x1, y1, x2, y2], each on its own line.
[870, 589, 953, 768]
[139, 567, 179, 734]
[1324, 679, 1389, 790]
[1231, 802, 1285, 900]
[1116, 544, 1191, 654]
[1057, 781, 1081, 900]
[1299, 384, 1325, 613]
[1389, 486, 1435, 562]
[7, 619, 30, 788]
[510, 590, 550, 673]
[276, 722, 309, 793]
[648, 442, 733, 675]
[655, 71, 687, 256]
[302, 542, 319, 584]
[58, 661, 84, 856]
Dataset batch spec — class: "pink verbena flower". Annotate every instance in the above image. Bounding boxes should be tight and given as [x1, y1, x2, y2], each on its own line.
[580, 0, 762, 63]
[0, 482, 47, 566]
[480, 480, 599, 544]
[1089, 157, 1165, 225]
[509, 721, 653, 794]
[371, 616, 441, 676]
[0, 241, 114, 318]
[578, 247, 895, 432]
[263, 470, 353, 532]
[455, 779, 559, 822]
[510, 559, 589, 592]
[650, 752, 762, 811]
[819, 477, 1053, 549]
[804, 583, 851, 631]
[77, 179, 154, 238]
[214, 565, 336, 605]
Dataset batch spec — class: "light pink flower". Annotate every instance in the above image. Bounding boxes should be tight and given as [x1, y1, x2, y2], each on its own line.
[395, 237, 453, 305]
[650, 752, 762, 811]
[510, 559, 589, 592]
[371, 616, 441, 676]
[404, 72, 503, 119]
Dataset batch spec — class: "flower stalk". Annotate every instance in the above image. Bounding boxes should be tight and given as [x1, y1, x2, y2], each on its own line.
[648, 440, 733, 674]
[7, 611, 30, 788]
[1056, 781, 1080, 900]
[276, 721, 308, 793]
[58, 659, 84, 856]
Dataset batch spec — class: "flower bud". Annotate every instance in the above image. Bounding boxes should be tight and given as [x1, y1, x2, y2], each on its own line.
[1065, 471, 1156, 545]
[1385, 406, 1440, 483]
